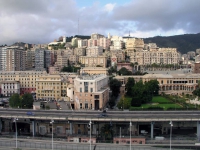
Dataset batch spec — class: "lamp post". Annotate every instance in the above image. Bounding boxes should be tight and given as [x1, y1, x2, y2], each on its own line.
[13, 118, 18, 149]
[50, 119, 54, 150]
[89, 120, 92, 150]
[130, 121, 132, 150]
[169, 121, 173, 150]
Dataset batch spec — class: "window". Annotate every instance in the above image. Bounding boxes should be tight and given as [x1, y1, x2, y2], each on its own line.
[94, 95, 99, 99]
[90, 88, 93, 92]
[85, 103, 88, 109]
[80, 103, 82, 109]
[80, 88, 82, 92]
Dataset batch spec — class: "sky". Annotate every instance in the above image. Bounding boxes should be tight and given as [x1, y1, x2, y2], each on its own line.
[0, 0, 200, 45]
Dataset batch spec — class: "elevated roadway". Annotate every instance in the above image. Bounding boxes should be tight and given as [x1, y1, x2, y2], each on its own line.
[0, 109, 200, 122]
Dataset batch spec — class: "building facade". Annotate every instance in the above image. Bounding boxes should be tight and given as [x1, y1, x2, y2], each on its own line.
[79, 56, 107, 67]
[73, 74, 109, 110]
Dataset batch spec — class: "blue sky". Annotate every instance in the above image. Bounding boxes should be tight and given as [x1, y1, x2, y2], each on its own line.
[0, 0, 200, 45]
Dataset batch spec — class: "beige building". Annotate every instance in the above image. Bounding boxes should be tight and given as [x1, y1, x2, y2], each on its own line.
[73, 74, 109, 110]
[110, 50, 125, 62]
[130, 48, 180, 65]
[86, 46, 103, 56]
[115, 73, 199, 95]
[79, 56, 107, 67]
[69, 55, 79, 65]
[80, 67, 108, 75]
[0, 71, 47, 95]
[126, 38, 144, 51]
[74, 48, 86, 56]
[36, 74, 69, 101]
[6, 46, 26, 71]
[55, 55, 68, 68]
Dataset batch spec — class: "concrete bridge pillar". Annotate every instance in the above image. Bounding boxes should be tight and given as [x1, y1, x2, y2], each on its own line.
[70, 123, 73, 135]
[32, 120, 36, 137]
[151, 122, 154, 139]
[0, 118, 2, 133]
[197, 121, 200, 141]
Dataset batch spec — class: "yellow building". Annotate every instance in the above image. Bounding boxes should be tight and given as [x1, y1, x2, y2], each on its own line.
[79, 56, 107, 67]
[36, 74, 69, 101]
[0, 71, 47, 94]
[80, 67, 108, 75]
[126, 38, 144, 50]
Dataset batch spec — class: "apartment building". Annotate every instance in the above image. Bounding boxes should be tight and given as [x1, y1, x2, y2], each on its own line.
[187, 51, 196, 59]
[36, 74, 71, 101]
[193, 63, 200, 73]
[130, 48, 180, 65]
[78, 39, 88, 48]
[110, 50, 125, 62]
[26, 49, 35, 69]
[35, 49, 52, 71]
[86, 46, 103, 56]
[74, 48, 86, 56]
[126, 38, 144, 51]
[6, 46, 26, 71]
[80, 67, 108, 75]
[55, 55, 68, 69]
[0, 46, 7, 71]
[110, 36, 124, 50]
[0, 71, 47, 95]
[79, 56, 107, 67]
[69, 55, 79, 65]
[91, 33, 104, 39]
[73, 74, 109, 110]
[0, 81, 20, 97]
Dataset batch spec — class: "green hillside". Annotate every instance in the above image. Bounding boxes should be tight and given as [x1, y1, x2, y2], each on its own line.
[144, 33, 200, 54]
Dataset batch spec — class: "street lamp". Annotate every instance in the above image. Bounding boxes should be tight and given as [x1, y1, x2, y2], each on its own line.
[50, 119, 54, 150]
[169, 121, 173, 150]
[89, 120, 92, 150]
[13, 118, 18, 149]
[130, 121, 132, 150]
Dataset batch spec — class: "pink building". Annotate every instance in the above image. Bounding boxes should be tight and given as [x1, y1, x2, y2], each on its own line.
[117, 62, 133, 72]
[113, 137, 145, 144]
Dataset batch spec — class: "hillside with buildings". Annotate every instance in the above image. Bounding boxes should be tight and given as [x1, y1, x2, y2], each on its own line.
[144, 33, 200, 54]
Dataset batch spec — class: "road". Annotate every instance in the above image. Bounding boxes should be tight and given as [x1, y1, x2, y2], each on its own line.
[0, 137, 198, 150]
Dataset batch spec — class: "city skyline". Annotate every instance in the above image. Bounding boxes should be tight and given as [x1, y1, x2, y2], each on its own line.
[0, 0, 200, 45]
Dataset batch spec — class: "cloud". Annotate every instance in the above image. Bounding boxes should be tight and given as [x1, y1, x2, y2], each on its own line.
[112, 0, 200, 33]
[0, 0, 199, 45]
[104, 3, 116, 12]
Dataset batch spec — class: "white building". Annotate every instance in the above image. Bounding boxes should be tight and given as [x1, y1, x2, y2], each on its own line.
[78, 39, 88, 48]
[73, 74, 109, 110]
[1, 81, 20, 97]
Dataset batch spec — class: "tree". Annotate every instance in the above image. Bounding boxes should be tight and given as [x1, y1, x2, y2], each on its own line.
[125, 78, 135, 96]
[131, 96, 142, 107]
[118, 67, 132, 75]
[9, 93, 21, 108]
[108, 66, 117, 75]
[109, 79, 122, 97]
[145, 80, 159, 95]
[21, 93, 34, 109]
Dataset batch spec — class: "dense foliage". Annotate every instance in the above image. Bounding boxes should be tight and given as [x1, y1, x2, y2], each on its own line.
[109, 78, 122, 108]
[118, 67, 132, 75]
[61, 65, 80, 73]
[9, 93, 34, 108]
[118, 79, 159, 108]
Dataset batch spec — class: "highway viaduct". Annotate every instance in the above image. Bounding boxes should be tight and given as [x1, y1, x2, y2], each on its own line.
[0, 109, 200, 141]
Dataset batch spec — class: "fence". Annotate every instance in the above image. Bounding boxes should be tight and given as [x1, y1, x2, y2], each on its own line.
[0, 140, 199, 150]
